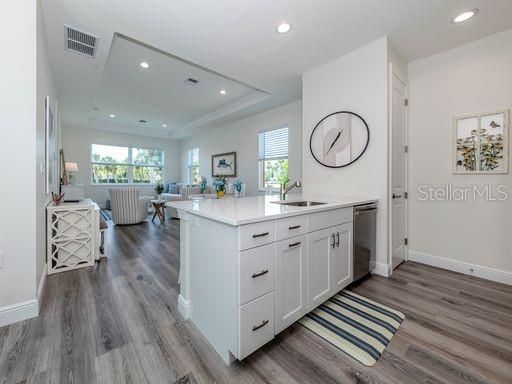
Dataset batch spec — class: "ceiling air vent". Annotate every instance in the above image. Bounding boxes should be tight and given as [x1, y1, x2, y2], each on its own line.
[64, 25, 99, 58]
[184, 78, 199, 85]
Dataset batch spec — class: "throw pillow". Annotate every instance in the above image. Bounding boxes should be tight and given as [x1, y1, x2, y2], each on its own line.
[168, 183, 180, 194]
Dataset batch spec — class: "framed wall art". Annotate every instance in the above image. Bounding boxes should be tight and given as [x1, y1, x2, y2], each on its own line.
[212, 151, 237, 177]
[453, 110, 509, 174]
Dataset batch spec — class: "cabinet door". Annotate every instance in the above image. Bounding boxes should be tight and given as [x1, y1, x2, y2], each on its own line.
[275, 235, 307, 333]
[307, 228, 334, 311]
[331, 222, 353, 294]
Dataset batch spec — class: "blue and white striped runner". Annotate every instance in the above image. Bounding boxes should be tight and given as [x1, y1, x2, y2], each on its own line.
[299, 290, 405, 366]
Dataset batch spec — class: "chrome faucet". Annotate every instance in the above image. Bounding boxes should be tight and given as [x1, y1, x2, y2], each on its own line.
[280, 180, 302, 200]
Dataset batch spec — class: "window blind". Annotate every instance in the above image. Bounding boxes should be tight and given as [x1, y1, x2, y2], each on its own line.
[258, 127, 289, 160]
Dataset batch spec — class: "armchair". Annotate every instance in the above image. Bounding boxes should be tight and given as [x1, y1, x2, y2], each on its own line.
[108, 188, 152, 225]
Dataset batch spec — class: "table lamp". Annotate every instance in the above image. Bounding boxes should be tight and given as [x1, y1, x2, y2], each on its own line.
[65, 162, 79, 185]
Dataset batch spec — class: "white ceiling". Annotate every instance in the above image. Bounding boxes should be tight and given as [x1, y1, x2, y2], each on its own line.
[42, 0, 512, 139]
[89, 34, 267, 137]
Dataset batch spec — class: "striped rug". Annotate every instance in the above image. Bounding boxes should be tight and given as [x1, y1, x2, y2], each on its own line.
[100, 209, 112, 221]
[299, 290, 405, 366]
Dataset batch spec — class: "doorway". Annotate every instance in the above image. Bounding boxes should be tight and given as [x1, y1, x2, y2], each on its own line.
[389, 65, 408, 270]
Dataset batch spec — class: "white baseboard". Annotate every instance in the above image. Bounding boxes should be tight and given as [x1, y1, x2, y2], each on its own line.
[37, 265, 47, 312]
[178, 294, 191, 319]
[408, 250, 512, 286]
[372, 262, 392, 277]
[0, 300, 38, 328]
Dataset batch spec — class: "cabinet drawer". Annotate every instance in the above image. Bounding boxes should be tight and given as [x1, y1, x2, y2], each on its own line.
[275, 215, 308, 241]
[238, 292, 275, 360]
[308, 208, 353, 232]
[239, 221, 275, 250]
[239, 244, 275, 305]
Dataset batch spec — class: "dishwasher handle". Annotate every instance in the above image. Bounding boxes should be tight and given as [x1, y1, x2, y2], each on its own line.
[354, 205, 377, 215]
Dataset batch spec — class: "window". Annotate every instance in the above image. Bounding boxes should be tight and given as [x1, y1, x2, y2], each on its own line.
[258, 127, 289, 190]
[91, 144, 164, 184]
[187, 148, 200, 185]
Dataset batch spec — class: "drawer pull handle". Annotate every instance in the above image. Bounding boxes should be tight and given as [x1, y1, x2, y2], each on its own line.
[336, 232, 340, 247]
[252, 232, 270, 238]
[288, 225, 301, 230]
[252, 270, 269, 278]
[331, 233, 336, 249]
[289, 241, 301, 248]
[252, 320, 269, 331]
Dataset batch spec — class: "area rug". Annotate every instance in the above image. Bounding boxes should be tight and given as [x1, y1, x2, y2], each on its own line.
[100, 209, 112, 221]
[299, 290, 405, 366]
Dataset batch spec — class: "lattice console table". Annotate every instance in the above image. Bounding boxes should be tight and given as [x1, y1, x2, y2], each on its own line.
[47, 198, 100, 274]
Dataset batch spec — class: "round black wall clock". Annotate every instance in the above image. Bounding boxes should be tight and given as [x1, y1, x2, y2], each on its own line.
[309, 111, 370, 168]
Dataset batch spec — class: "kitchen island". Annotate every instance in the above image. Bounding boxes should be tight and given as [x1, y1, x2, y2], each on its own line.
[167, 194, 377, 364]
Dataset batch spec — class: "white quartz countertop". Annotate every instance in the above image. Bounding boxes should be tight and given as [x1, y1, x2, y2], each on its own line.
[167, 194, 377, 226]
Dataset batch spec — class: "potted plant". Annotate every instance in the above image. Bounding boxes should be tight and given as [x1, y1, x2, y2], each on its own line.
[200, 176, 208, 194]
[233, 179, 243, 198]
[155, 182, 165, 200]
[213, 175, 227, 198]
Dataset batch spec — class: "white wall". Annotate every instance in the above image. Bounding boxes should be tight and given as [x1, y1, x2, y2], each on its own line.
[36, 0, 59, 294]
[408, 29, 512, 276]
[179, 100, 302, 195]
[0, 1, 38, 321]
[62, 125, 181, 207]
[302, 37, 390, 271]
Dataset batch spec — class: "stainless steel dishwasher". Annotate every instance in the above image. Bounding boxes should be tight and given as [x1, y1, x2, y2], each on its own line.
[353, 203, 377, 283]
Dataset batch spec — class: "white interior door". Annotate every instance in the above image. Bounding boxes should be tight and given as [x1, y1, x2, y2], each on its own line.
[391, 70, 407, 270]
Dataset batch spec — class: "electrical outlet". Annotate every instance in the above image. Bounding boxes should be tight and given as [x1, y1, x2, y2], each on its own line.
[0, 252, 4, 269]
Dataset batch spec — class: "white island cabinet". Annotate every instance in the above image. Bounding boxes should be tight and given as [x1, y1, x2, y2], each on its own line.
[168, 195, 376, 364]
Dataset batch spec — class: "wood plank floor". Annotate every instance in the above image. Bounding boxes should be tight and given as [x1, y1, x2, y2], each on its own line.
[1, 218, 511, 384]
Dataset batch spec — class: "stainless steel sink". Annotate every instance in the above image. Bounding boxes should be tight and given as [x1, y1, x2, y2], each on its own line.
[272, 201, 327, 207]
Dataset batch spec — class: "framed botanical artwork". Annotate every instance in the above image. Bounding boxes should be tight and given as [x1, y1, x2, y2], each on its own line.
[212, 152, 236, 177]
[453, 110, 509, 174]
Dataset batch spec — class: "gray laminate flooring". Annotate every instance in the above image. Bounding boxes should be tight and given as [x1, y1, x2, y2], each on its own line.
[1, 218, 511, 384]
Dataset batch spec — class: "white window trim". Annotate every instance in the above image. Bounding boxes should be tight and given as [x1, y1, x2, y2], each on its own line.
[90, 144, 165, 185]
[187, 148, 200, 185]
[258, 126, 289, 192]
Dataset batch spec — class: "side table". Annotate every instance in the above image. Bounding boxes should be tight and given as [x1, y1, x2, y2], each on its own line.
[151, 199, 166, 223]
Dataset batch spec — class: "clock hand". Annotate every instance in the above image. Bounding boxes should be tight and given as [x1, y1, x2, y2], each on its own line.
[326, 129, 343, 155]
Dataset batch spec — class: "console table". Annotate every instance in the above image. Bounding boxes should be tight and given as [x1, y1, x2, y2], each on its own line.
[46, 198, 100, 274]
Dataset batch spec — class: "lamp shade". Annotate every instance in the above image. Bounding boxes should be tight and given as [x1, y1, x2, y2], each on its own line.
[65, 162, 78, 173]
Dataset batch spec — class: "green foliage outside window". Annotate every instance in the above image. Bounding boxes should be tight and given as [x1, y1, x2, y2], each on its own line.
[91, 144, 163, 184]
[263, 159, 288, 189]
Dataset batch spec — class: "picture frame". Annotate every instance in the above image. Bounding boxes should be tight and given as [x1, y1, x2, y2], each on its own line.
[212, 151, 237, 177]
[453, 109, 509, 174]
[45, 96, 56, 194]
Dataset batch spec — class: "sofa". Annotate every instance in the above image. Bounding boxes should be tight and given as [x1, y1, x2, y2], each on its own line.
[161, 183, 202, 218]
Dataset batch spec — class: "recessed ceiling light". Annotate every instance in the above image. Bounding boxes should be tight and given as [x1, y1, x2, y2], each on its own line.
[276, 22, 292, 34]
[452, 9, 478, 23]
[162, 124, 167, 127]
[109, 114, 116, 118]
[220, 89, 227, 95]
[140, 62, 150, 69]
